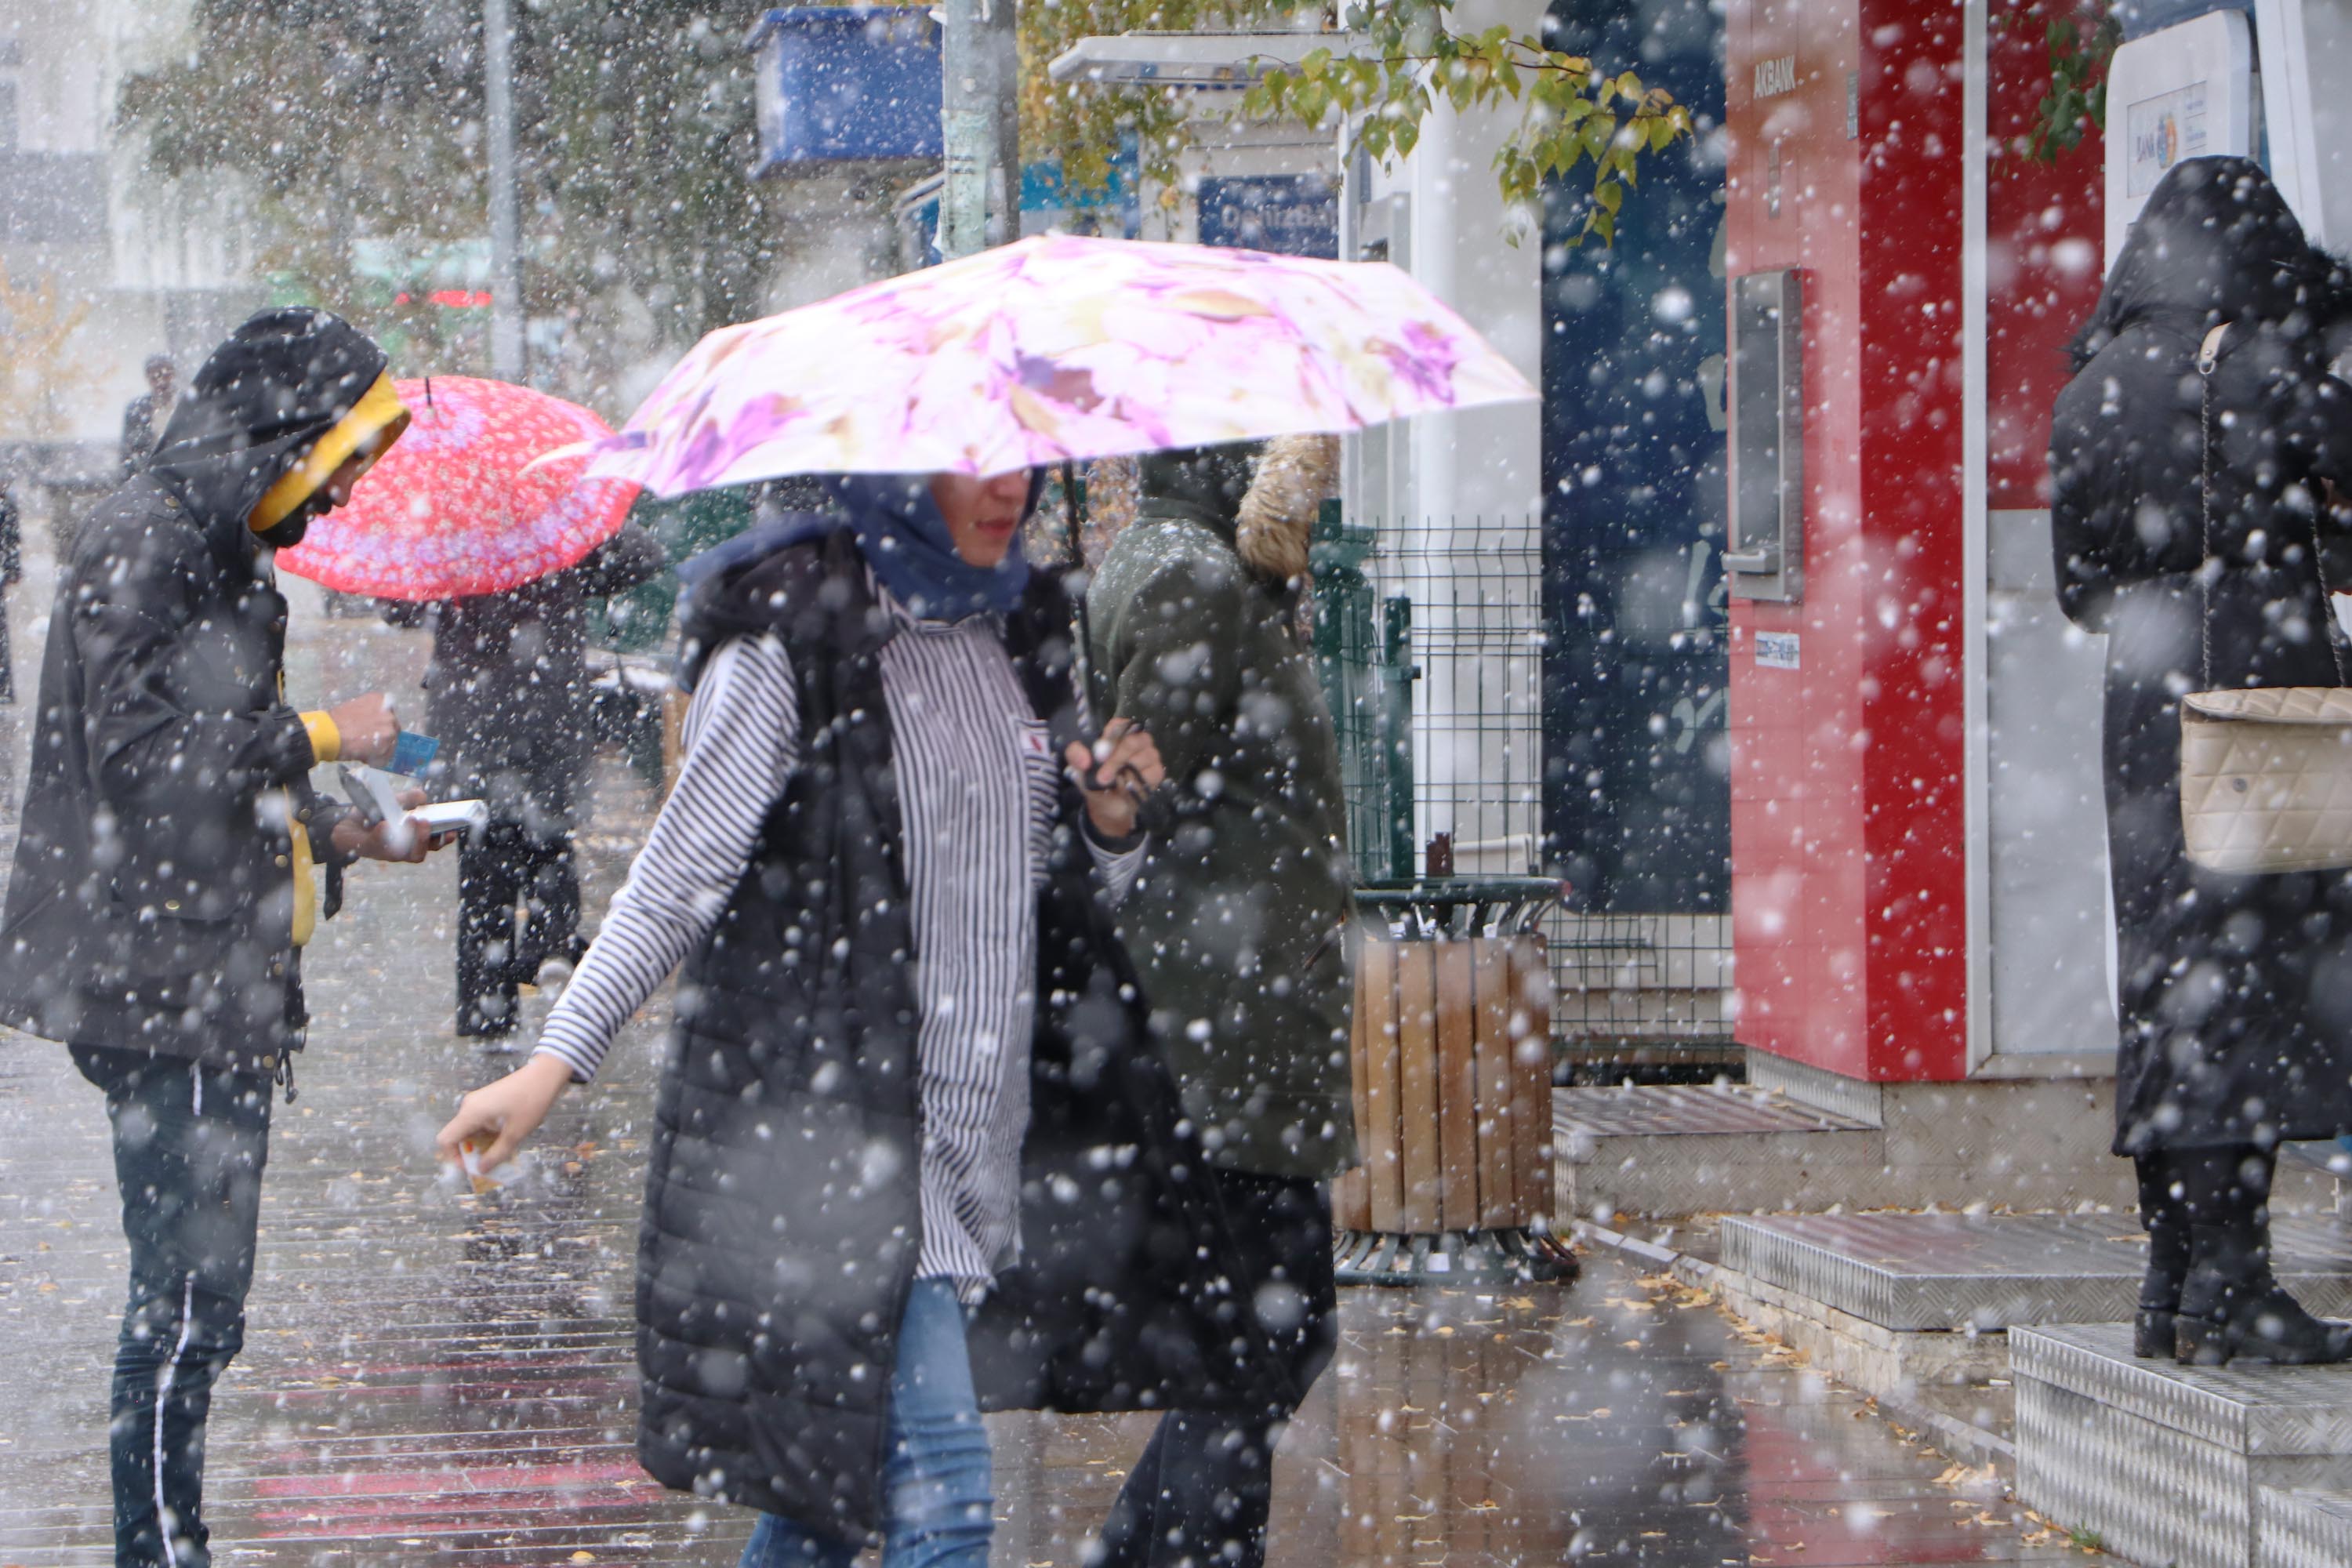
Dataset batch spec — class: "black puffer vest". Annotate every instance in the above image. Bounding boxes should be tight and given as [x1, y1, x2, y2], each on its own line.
[637, 531, 1291, 1544]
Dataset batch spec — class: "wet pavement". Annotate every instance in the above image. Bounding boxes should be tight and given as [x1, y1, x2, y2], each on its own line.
[0, 562, 2104, 1565]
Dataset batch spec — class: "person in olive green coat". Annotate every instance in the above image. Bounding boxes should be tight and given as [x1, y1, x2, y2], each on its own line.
[1083, 436, 1358, 1568]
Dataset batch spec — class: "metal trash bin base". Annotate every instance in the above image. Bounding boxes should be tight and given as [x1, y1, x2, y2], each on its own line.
[1334, 1225, 1577, 1287]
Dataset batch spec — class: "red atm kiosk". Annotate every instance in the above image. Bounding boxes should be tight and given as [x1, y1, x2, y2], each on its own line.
[1724, 2, 2106, 1088]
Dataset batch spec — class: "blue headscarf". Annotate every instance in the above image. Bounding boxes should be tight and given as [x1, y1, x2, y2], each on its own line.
[674, 471, 1040, 626]
[826, 473, 1036, 622]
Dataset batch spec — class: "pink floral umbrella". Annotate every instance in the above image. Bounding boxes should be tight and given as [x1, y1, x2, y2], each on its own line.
[278, 376, 638, 601]
[582, 234, 1537, 494]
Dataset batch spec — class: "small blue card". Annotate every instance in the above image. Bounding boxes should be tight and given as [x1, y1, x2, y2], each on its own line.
[390, 731, 440, 776]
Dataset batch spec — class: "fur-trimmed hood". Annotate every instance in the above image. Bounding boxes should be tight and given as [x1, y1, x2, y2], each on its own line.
[1235, 433, 1335, 585]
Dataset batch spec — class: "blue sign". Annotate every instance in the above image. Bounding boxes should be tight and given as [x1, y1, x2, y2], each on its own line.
[1197, 175, 1338, 259]
[895, 157, 1141, 269]
[750, 6, 942, 169]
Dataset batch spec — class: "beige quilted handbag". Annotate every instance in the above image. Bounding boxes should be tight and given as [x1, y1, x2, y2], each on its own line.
[2181, 688, 2352, 873]
[2178, 322, 2352, 873]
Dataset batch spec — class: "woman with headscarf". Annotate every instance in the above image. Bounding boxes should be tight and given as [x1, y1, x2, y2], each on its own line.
[434, 470, 1297, 1566]
[2052, 156, 2352, 1365]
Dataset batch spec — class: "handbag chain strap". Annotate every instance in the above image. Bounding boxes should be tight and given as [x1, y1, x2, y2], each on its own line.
[2197, 320, 2350, 690]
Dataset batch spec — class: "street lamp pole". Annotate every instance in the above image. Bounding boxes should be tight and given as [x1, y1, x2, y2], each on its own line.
[484, 0, 526, 379]
[938, 0, 1018, 260]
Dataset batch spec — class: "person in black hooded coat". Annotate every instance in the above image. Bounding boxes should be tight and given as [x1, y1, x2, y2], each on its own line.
[2051, 157, 2352, 1366]
[437, 470, 1295, 1564]
[381, 522, 665, 1037]
[0, 308, 452, 1568]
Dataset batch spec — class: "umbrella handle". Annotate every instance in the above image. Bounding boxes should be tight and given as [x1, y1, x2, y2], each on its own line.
[1063, 459, 1094, 739]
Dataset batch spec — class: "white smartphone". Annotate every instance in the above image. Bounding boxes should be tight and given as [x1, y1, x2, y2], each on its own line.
[412, 800, 489, 837]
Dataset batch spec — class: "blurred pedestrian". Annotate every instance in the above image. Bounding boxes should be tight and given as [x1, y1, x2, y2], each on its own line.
[384, 524, 664, 1039]
[1083, 436, 1359, 1567]
[0, 464, 20, 703]
[119, 354, 177, 478]
[2052, 155, 2352, 1367]
[437, 469, 1295, 1567]
[0, 307, 454, 1568]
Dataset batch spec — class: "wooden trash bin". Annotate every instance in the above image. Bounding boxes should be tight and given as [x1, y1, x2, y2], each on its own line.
[1332, 880, 1572, 1283]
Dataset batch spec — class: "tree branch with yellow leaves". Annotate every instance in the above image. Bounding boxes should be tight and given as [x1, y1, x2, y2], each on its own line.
[1025, 0, 1694, 245]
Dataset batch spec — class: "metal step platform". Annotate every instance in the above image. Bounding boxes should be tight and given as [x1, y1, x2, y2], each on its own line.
[1720, 1211, 2352, 1332]
[2015, 1323, 2352, 1568]
[1552, 1083, 1881, 1219]
[2263, 1486, 2352, 1568]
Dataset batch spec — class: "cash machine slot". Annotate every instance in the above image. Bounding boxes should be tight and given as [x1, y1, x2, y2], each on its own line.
[1724, 267, 1804, 604]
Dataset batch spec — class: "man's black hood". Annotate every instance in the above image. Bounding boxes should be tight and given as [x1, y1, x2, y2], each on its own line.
[146, 307, 391, 553]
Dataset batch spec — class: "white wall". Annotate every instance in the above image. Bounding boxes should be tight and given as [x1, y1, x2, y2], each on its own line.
[1346, 0, 1546, 873]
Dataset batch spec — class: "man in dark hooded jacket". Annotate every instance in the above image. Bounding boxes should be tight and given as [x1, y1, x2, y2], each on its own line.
[382, 522, 665, 1037]
[1085, 439, 1358, 1568]
[0, 307, 450, 1568]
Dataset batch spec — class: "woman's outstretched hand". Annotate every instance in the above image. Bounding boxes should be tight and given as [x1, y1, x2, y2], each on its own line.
[1066, 717, 1163, 842]
[436, 1051, 575, 1176]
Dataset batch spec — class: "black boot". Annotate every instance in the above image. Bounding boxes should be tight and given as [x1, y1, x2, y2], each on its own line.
[2135, 1155, 2187, 1358]
[2176, 1223, 2352, 1366]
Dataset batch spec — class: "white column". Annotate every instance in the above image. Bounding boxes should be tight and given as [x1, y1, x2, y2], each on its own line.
[1387, 0, 1546, 873]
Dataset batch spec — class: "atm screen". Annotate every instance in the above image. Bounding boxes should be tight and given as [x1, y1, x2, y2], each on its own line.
[1729, 268, 1802, 602]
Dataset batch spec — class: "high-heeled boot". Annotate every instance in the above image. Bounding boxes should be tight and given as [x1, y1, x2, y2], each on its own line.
[2176, 1223, 2352, 1366]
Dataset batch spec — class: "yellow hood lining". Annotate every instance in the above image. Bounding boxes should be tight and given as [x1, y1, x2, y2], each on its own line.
[249, 372, 412, 534]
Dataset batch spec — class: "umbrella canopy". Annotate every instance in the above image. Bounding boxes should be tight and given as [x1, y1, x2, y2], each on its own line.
[584, 234, 1537, 495]
[278, 376, 638, 601]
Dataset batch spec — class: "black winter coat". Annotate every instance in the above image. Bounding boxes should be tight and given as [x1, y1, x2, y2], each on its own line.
[387, 524, 664, 834]
[638, 531, 1292, 1544]
[0, 310, 386, 1070]
[2050, 157, 2352, 1155]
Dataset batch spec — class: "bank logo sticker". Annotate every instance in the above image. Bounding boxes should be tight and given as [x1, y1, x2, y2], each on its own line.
[1754, 55, 1796, 99]
[2126, 82, 2207, 198]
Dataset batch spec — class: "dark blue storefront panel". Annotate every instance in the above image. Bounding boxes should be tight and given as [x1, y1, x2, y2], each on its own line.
[1540, 0, 1729, 913]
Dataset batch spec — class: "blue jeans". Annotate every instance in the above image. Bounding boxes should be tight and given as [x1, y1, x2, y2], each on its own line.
[739, 1278, 993, 1568]
[73, 1046, 273, 1568]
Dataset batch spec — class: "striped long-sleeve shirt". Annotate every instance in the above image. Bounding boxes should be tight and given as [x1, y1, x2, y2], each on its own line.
[533, 588, 1142, 1299]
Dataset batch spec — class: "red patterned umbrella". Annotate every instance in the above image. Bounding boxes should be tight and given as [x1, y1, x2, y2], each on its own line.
[277, 376, 639, 601]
